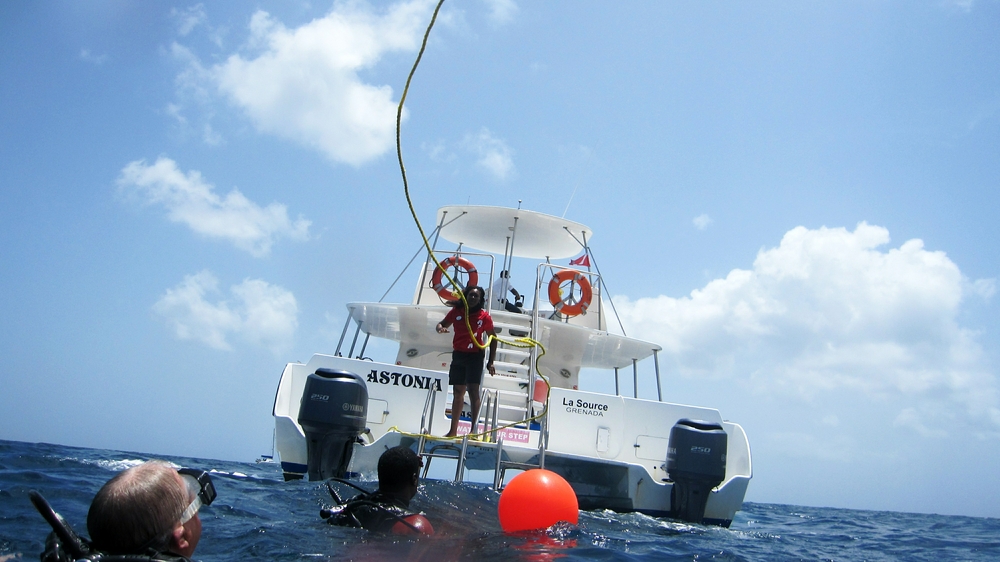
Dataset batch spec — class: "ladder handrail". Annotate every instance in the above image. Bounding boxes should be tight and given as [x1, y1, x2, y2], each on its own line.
[419, 384, 437, 434]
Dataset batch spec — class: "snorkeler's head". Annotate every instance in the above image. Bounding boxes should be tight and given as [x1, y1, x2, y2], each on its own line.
[378, 446, 423, 495]
[88, 461, 201, 556]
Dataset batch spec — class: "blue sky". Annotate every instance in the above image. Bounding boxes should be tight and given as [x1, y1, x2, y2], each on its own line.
[2, 0, 999, 518]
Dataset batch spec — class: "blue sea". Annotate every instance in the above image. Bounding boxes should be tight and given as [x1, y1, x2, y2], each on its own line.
[2, 439, 998, 561]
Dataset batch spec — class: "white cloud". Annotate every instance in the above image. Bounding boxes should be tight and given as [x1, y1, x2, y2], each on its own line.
[483, 0, 518, 25]
[201, 123, 223, 146]
[693, 213, 713, 230]
[945, 0, 975, 13]
[969, 277, 996, 299]
[79, 49, 107, 65]
[172, 4, 207, 36]
[153, 271, 240, 350]
[766, 431, 855, 462]
[117, 157, 310, 257]
[615, 222, 999, 434]
[171, 42, 214, 104]
[165, 103, 187, 125]
[231, 278, 299, 351]
[153, 271, 297, 353]
[893, 407, 948, 438]
[464, 127, 515, 180]
[422, 139, 455, 162]
[194, 0, 435, 166]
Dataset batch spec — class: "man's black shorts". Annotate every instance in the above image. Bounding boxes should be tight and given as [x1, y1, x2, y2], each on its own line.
[448, 351, 485, 386]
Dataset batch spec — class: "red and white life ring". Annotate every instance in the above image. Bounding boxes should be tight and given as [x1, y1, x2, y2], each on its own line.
[430, 256, 478, 299]
[547, 269, 592, 317]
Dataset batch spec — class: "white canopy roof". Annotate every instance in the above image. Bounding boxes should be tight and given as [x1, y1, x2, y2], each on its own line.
[435, 206, 592, 259]
[347, 302, 660, 371]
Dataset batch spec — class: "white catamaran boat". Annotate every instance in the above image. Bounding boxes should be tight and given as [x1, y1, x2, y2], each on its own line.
[272, 205, 752, 526]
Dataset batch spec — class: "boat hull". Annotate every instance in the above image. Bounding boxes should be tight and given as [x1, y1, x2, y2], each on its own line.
[273, 354, 751, 526]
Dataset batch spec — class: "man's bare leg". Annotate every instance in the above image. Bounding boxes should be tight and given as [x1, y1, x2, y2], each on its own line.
[468, 384, 482, 435]
[445, 384, 466, 437]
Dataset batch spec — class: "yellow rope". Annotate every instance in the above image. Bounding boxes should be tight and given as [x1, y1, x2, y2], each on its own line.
[393, 0, 548, 441]
[394, 0, 480, 350]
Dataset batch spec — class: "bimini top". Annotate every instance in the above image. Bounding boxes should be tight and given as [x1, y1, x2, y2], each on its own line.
[436, 206, 592, 260]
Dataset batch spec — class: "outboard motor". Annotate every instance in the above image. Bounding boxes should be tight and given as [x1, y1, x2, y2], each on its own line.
[666, 418, 728, 524]
[298, 369, 368, 481]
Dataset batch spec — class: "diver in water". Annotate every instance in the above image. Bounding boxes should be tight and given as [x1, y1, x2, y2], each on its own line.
[32, 460, 216, 562]
[323, 446, 433, 535]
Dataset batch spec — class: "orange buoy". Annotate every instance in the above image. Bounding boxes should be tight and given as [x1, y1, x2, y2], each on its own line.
[391, 513, 435, 535]
[498, 469, 578, 532]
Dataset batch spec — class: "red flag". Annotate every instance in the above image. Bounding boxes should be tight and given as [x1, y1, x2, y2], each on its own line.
[569, 254, 590, 267]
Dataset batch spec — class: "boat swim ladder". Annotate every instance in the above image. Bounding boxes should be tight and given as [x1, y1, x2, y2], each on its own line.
[493, 433, 546, 491]
[415, 385, 547, 487]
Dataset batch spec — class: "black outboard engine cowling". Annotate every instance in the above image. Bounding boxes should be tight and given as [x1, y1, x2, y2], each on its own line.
[666, 418, 728, 524]
[298, 369, 368, 481]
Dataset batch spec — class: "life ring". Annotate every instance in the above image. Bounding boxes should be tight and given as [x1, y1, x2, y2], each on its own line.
[548, 269, 592, 317]
[431, 256, 478, 299]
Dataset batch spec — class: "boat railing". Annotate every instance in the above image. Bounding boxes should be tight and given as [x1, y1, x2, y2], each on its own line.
[612, 353, 665, 402]
[525, 262, 605, 413]
[413, 250, 497, 306]
[416, 384, 437, 464]
[415, 380, 548, 488]
[445, 383, 529, 428]
[491, 431, 547, 491]
[531, 262, 606, 330]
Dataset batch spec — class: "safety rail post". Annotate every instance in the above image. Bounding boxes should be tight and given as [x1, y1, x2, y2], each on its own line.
[632, 359, 639, 399]
[455, 435, 470, 482]
[580, 230, 603, 331]
[334, 314, 352, 356]
[418, 385, 437, 476]
[419, 385, 437, 434]
[539, 432, 546, 470]
[493, 436, 505, 490]
[477, 387, 492, 440]
[541, 398, 550, 468]
[485, 390, 493, 440]
[490, 390, 500, 443]
[416, 211, 449, 305]
[347, 322, 362, 358]
[527, 263, 544, 425]
[507, 215, 520, 275]
[653, 349, 662, 402]
[357, 334, 371, 359]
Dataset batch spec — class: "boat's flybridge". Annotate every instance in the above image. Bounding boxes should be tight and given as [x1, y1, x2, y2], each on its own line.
[335, 205, 665, 399]
[341, 302, 662, 384]
[273, 205, 751, 526]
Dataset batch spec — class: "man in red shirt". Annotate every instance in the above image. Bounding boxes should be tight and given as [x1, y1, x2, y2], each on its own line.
[436, 285, 498, 437]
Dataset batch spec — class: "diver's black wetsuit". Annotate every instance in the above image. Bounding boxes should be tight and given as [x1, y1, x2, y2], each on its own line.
[31, 490, 193, 562]
[42, 532, 193, 562]
[324, 491, 418, 533]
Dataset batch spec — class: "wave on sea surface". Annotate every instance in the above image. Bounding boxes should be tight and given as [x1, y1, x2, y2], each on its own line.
[2, 439, 999, 561]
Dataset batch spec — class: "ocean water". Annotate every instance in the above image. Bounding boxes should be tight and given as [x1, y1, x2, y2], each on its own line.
[2, 440, 998, 561]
